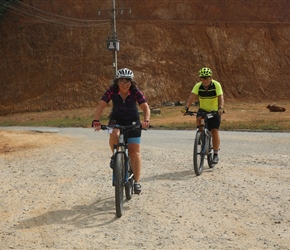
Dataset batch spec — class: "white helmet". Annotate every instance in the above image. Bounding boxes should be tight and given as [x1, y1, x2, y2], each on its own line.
[116, 68, 134, 79]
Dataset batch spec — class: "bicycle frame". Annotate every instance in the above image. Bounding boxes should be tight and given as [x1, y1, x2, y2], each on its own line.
[199, 113, 213, 155]
[113, 130, 132, 185]
[184, 110, 217, 175]
[101, 123, 141, 217]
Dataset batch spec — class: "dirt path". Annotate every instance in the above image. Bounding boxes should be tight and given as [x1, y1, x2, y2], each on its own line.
[0, 127, 289, 249]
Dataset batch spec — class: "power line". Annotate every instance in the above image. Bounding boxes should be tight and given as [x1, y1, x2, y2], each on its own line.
[0, 1, 110, 27]
[2, 1, 289, 26]
[14, 0, 108, 23]
[117, 18, 290, 25]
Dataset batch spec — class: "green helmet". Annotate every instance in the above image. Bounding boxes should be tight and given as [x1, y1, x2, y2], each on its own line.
[199, 67, 212, 78]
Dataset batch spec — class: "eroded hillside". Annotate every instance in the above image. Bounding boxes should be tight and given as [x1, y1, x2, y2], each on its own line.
[1, 0, 290, 115]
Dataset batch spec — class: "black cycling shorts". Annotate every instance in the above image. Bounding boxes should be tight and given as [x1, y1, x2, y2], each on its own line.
[207, 114, 221, 130]
[109, 119, 142, 142]
[197, 109, 221, 131]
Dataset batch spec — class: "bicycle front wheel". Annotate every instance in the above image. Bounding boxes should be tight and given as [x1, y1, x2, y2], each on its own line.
[114, 152, 125, 218]
[193, 131, 205, 176]
[207, 137, 215, 168]
[125, 157, 134, 200]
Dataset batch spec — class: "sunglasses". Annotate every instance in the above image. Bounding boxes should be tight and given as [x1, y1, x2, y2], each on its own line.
[119, 78, 131, 83]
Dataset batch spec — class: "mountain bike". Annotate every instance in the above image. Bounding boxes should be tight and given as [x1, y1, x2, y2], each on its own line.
[183, 110, 218, 176]
[101, 122, 142, 218]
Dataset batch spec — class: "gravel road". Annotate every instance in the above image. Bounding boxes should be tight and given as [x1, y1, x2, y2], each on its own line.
[0, 127, 289, 249]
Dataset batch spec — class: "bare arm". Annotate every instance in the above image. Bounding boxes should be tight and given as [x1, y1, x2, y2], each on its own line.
[218, 95, 224, 108]
[140, 102, 150, 129]
[185, 92, 198, 109]
[140, 102, 150, 121]
[94, 100, 108, 120]
[218, 94, 224, 115]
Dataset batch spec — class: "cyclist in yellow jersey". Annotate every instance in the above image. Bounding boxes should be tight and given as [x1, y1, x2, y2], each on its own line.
[184, 67, 224, 163]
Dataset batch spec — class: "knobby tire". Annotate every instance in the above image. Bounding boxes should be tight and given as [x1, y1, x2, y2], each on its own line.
[125, 158, 134, 200]
[114, 152, 124, 218]
[194, 131, 205, 176]
[207, 136, 215, 168]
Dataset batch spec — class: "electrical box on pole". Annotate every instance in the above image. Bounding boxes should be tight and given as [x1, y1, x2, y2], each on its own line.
[98, 0, 131, 79]
[107, 38, 119, 51]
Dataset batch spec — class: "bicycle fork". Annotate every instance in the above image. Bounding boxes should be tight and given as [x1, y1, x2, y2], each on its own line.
[198, 129, 212, 156]
[112, 143, 132, 186]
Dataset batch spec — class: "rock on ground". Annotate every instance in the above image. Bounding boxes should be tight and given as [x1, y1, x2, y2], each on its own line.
[0, 127, 289, 249]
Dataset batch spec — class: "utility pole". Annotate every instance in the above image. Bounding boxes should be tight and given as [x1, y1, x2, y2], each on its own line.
[99, 0, 131, 79]
[110, 0, 118, 77]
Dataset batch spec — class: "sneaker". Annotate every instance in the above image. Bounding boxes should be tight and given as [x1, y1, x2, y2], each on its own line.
[213, 155, 219, 164]
[110, 156, 114, 169]
[134, 181, 142, 194]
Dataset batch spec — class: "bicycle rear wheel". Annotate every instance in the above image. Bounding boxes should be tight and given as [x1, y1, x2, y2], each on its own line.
[114, 152, 125, 218]
[125, 158, 134, 200]
[193, 131, 205, 176]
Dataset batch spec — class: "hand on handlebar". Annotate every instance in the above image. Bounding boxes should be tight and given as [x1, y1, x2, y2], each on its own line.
[218, 107, 225, 115]
[92, 119, 101, 131]
[141, 120, 150, 129]
[181, 107, 189, 115]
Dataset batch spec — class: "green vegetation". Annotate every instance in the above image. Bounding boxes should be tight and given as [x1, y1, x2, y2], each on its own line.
[0, 106, 289, 132]
[220, 121, 289, 132]
[0, 115, 99, 128]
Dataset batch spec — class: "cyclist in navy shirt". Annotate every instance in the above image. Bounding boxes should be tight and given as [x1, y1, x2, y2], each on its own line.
[92, 68, 150, 194]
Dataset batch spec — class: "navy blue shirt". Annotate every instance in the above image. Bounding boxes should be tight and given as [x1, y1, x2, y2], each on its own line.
[101, 85, 147, 125]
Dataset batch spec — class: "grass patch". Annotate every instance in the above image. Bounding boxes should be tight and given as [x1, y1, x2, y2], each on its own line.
[221, 120, 289, 131]
[0, 105, 289, 132]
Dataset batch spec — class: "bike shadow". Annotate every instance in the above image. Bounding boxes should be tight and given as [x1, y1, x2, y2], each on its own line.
[15, 196, 123, 229]
[143, 168, 214, 182]
[143, 169, 196, 182]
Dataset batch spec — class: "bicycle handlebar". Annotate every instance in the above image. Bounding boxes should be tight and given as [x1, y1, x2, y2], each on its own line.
[100, 123, 143, 131]
[183, 111, 198, 116]
[182, 109, 225, 117]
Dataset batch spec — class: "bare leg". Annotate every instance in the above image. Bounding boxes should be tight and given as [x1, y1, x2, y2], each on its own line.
[128, 143, 141, 182]
[211, 128, 220, 151]
[109, 129, 119, 152]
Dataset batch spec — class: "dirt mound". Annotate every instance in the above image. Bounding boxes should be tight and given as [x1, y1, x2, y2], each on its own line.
[0, 129, 69, 154]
